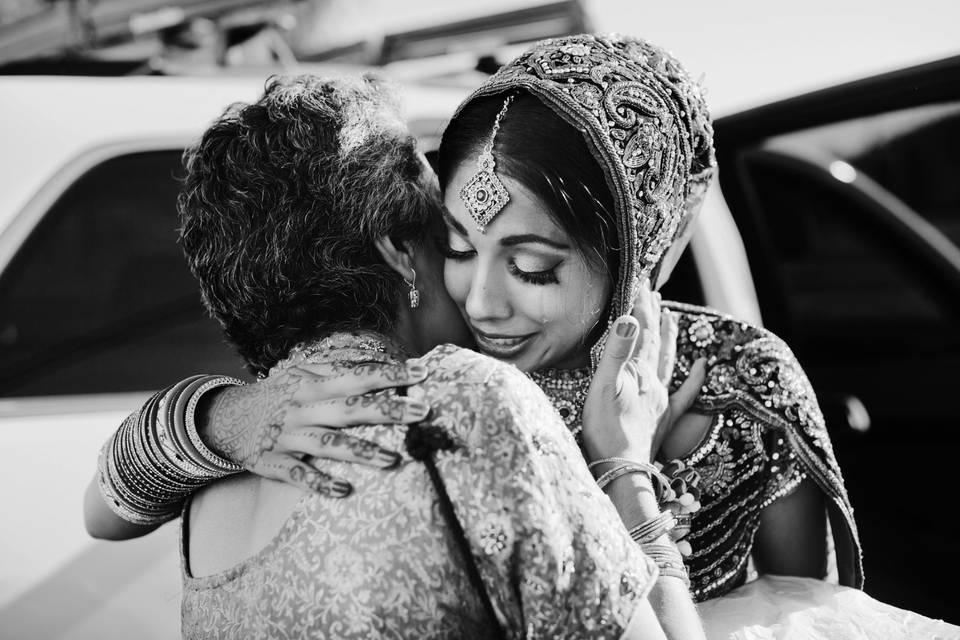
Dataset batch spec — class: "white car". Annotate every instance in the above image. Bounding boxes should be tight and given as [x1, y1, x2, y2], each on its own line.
[0, 73, 759, 638]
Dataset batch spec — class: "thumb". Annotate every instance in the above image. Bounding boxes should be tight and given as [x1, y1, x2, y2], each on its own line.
[594, 316, 640, 388]
[669, 358, 707, 416]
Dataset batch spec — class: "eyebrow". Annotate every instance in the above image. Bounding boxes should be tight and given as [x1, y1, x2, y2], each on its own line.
[441, 207, 570, 250]
[501, 234, 571, 250]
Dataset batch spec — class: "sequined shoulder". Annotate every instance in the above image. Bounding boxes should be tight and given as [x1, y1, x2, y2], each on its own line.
[664, 301, 863, 589]
[664, 302, 823, 436]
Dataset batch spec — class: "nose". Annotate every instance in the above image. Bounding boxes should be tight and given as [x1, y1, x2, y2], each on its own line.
[464, 262, 511, 323]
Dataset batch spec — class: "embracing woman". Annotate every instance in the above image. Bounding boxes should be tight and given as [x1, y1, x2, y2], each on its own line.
[86, 63, 706, 637]
[83, 33, 958, 639]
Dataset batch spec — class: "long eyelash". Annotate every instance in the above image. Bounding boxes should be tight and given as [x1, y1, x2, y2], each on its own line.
[508, 260, 560, 285]
[435, 239, 474, 261]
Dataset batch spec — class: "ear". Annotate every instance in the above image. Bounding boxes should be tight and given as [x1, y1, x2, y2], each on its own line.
[374, 235, 415, 281]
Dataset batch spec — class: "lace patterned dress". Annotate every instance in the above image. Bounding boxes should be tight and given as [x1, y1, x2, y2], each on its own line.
[180, 334, 657, 639]
[532, 302, 863, 602]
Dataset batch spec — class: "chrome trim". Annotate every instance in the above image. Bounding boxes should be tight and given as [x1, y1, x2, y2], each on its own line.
[0, 392, 152, 418]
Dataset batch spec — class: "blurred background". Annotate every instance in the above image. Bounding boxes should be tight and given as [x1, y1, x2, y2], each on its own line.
[1, 1, 958, 637]
[3, 0, 959, 108]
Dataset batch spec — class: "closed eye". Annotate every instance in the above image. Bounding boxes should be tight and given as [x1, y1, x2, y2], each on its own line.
[508, 259, 560, 285]
[436, 238, 475, 261]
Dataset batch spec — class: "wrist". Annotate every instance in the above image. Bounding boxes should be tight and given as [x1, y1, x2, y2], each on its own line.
[97, 376, 243, 527]
[181, 376, 245, 472]
[195, 383, 237, 459]
[585, 442, 652, 467]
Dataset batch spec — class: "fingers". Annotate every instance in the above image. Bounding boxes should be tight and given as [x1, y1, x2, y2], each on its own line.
[594, 316, 640, 391]
[668, 358, 707, 417]
[658, 308, 679, 386]
[291, 392, 430, 428]
[255, 452, 352, 498]
[290, 360, 428, 403]
[630, 284, 661, 370]
[278, 427, 401, 469]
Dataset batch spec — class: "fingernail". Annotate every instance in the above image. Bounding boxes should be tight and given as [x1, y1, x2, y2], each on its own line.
[406, 363, 427, 377]
[331, 481, 352, 498]
[616, 321, 636, 338]
[408, 401, 430, 417]
[377, 450, 402, 469]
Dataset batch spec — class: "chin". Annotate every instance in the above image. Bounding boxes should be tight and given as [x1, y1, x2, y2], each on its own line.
[510, 346, 555, 373]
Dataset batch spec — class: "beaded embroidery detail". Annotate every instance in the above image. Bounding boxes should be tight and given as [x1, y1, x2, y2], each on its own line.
[527, 367, 591, 439]
[528, 302, 863, 600]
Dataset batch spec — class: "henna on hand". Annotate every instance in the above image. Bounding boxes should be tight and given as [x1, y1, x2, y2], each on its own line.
[203, 370, 303, 469]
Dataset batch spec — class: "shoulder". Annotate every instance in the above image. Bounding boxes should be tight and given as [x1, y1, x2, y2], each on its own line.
[417, 345, 582, 467]
[417, 347, 657, 633]
[416, 344, 552, 411]
[416, 343, 530, 385]
[663, 302, 824, 433]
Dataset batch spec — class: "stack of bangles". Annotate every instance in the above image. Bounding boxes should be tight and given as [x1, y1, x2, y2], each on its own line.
[97, 375, 245, 525]
[588, 457, 703, 587]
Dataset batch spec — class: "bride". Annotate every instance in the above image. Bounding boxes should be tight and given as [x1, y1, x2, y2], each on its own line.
[86, 34, 958, 638]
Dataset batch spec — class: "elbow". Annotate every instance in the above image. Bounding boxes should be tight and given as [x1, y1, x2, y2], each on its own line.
[83, 477, 136, 541]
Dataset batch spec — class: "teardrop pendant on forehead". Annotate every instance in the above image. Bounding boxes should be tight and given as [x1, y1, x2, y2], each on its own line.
[458, 94, 516, 232]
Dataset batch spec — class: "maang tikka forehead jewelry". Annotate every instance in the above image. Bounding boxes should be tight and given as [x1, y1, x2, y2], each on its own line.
[459, 94, 515, 233]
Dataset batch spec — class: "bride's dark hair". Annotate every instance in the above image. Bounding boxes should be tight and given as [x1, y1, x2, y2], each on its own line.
[437, 91, 620, 282]
[179, 74, 439, 375]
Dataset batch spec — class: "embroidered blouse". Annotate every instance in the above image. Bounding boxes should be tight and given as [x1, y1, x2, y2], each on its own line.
[531, 303, 863, 601]
[180, 334, 657, 639]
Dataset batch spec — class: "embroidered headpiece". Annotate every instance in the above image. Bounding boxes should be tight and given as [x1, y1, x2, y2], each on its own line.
[450, 34, 716, 367]
[458, 94, 515, 232]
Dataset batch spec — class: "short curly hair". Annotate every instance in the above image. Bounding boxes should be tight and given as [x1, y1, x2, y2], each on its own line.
[179, 74, 438, 375]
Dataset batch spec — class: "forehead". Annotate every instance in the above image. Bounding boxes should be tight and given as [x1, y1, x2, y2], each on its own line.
[445, 163, 565, 239]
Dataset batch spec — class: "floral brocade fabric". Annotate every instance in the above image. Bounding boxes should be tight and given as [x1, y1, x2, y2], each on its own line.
[181, 335, 657, 639]
[531, 302, 863, 602]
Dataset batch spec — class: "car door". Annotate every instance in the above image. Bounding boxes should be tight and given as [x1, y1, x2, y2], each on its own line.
[715, 54, 960, 623]
[0, 146, 248, 638]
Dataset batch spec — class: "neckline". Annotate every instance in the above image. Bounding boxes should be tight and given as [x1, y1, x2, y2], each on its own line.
[526, 367, 591, 438]
[272, 330, 410, 373]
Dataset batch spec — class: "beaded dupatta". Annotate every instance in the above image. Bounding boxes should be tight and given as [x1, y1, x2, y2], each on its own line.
[452, 33, 716, 369]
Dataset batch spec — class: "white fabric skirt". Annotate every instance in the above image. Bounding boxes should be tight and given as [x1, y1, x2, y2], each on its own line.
[697, 575, 960, 640]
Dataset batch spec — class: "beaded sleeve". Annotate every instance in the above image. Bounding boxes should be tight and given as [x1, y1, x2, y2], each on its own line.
[666, 301, 864, 592]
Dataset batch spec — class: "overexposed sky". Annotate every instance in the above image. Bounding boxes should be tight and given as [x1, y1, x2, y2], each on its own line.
[309, 0, 960, 115]
[586, 0, 960, 114]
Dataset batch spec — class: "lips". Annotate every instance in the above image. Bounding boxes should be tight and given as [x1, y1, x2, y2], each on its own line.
[471, 328, 535, 358]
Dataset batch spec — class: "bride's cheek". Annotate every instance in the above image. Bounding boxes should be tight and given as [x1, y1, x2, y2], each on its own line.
[538, 289, 571, 326]
[443, 261, 470, 305]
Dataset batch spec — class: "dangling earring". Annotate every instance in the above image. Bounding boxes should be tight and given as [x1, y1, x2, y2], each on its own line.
[405, 268, 420, 309]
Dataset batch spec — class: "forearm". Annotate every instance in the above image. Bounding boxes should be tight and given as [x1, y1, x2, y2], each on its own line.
[754, 478, 828, 578]
[605, 473, 705, 640]
[84, 473, 160, 540]
[193, 385, 233, 458]
[83, 377, 242, 541]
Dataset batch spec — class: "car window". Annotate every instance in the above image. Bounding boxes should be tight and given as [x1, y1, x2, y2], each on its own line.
[0, 151, 248, 398]
[724, 99, 960, 622]
[848, 106, 960, 245]
[736, 123, 960, 424]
